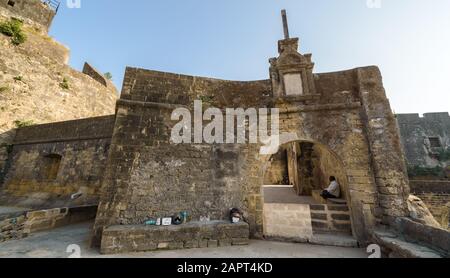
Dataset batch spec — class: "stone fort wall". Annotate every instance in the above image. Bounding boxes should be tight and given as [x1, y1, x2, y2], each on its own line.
[410, 180, 450, 229]
[92, 65, 410, 246]
[397, 113, 450, 170]
[0, 116, 115, 209]
[0, 0, 56, 31]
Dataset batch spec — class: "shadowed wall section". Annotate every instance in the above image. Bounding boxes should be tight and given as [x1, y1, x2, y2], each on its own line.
[0, 116, 115, 209]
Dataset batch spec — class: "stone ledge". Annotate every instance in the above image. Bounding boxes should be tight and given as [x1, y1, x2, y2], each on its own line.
[101, 221, 250, 254]
[0, 205, 97, 243]
[394, 217, 449, 257]
[372, 230, 442, 258]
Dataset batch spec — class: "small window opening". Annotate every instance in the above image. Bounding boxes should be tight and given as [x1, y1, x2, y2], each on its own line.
[43, 154, 62, 180]
[428, 137, 442, 148]
[7, 1, 15, 7]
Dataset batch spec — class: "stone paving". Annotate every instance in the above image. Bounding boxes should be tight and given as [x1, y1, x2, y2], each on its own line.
[0, 206, 28, 215]
[0, 222, 368, 258]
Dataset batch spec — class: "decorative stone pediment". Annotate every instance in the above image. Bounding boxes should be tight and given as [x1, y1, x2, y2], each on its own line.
[269, 12, 317, 99]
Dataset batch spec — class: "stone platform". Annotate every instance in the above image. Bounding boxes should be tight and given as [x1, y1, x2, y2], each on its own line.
[311, 190, 347, 205]
[101, 221, 250, 254]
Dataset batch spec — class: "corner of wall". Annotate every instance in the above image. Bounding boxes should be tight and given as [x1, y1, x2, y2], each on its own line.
[356, 66, 411, 224]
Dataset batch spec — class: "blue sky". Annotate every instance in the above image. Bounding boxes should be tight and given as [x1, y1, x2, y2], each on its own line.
[50, 0, 450, 114]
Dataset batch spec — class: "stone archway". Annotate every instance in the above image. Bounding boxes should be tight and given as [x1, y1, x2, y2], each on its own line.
[257, 134, 355, 241]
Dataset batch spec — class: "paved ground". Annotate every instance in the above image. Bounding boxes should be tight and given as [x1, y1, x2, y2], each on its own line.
[263, 186, 319, 204]
[0, 222, 368, 258]
[0, 206, 28, 215]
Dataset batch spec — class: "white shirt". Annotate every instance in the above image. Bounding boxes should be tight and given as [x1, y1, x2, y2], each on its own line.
[326, 180, 340, 198]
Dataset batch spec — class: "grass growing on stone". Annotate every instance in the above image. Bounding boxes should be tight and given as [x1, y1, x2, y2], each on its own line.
[60, 78, 70, 90]
[14, 120, 35, 128]
[437, 149, 450, 162]
[13, 76, 23, 82]
[0, 86, 8, 93]
[408, 165, 445, 178]
[104, 72, 113, 80]
[199, 95, 215, 104]
[0, 19, 27, 45]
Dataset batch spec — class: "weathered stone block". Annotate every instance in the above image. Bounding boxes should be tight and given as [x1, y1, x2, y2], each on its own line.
[207, 240, 218, 248]
[157, 242, 170, 249]
[169, 242, 185, 250]
[28, 219, 54, 232]
[333, 223, 353, 232]
[311, 213, 327, 220]
[184, 240, 200, 249]
[328, 205, 349, 212]
[199, 239, 208, 248]
[100, 221, 250, 254]
[26, 211, 47, 219]
[312, 221, 328, 229]
[331, 214, 351, 221]
[310, 205, 325, 211]
[232, 238, 249, 246]
[218, 239, 232, 247]
[136, 242, 158, 252]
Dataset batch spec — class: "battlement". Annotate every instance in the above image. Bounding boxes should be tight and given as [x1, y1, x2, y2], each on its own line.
[0, 0, 58, 31]
[397, 112, 450, 124]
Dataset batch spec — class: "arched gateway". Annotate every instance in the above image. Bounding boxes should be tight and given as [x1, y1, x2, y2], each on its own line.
[260, 138, 354, 242]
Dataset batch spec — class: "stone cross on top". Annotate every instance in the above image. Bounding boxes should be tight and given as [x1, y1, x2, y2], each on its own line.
[281, 9, 290, 39]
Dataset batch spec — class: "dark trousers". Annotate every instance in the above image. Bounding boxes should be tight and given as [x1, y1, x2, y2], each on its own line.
[321, 190, 337, 200]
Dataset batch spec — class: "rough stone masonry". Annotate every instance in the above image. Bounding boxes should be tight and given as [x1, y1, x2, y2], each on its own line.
[1, 8, 448, 256]
[91, 19, 410, 247]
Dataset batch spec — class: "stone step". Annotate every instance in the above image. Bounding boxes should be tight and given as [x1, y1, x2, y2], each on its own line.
[310, 204, 350, 213]
[327, 199, 348, 205]
[312, 220, 352, 234]
[311, 190, 348, 205]
[311, 212, 351, 221]
[309, 233, 359, 248]
[310, 205, 352, 234]
[309, 202, 352, 234]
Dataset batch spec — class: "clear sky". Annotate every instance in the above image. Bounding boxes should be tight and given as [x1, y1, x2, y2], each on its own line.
[49, 0, 450, 114]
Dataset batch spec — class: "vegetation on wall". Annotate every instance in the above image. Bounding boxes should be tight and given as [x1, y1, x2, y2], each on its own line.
[408, 165, 446, 179]
[59, 78, 70, 90]
[0, 86, 9, 93]
[199, 95, 215, 104]
[14, 120, 35, 128]
[104, 72, 113, 80]
[0, 19, 27, 45]
[437, 148, 450, 162]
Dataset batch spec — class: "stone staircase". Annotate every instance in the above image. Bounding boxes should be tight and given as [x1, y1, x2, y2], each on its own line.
[311, 190, 348, 205]
[310, 204, 352, 235]
[262, 186, 358, 248]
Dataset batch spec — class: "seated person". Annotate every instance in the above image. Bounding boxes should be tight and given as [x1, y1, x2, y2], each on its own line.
[321, 176, 340, 199]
